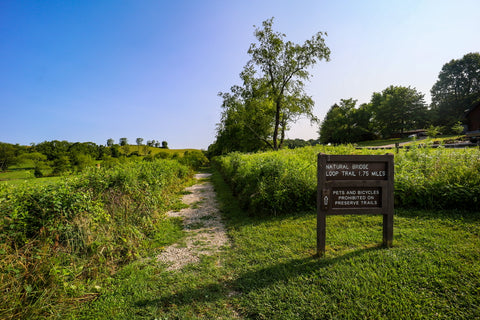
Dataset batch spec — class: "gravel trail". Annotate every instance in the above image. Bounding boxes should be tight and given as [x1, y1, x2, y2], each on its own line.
[157, 173, 229, 271]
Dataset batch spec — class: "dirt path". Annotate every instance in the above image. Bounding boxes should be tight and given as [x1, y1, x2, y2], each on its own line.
[157, 173, 230, 271]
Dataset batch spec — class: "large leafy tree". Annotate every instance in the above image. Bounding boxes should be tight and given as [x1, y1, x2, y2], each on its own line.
[211, 18, 330, 155]
[211, 69, 275, 155]
[319, 99, 374, 144]
[370, 85, 428, 138]
[0, 143, 18, 171]
[248, 18, 330, 150]
[430, 52, 480, 127]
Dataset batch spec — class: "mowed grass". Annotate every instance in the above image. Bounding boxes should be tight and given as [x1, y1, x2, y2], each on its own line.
[0, 168, 61, 185]
[73, 170, 480, 319]
[356, 135, 466, 147]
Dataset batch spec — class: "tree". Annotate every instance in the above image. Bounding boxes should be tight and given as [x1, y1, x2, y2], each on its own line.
[33, 140, 71, 161]
[213, 69, 276, 154]
[146, 140, 155, 147]
[69, 142, 99, 160]
[431, 52, 480, 128]
[119, 138, 128, 146]
[246, 18, 330, 150]
[161, 141, 168, 149]
[370, 86, 428, 138]
[136, 138, 143, 153]
[319, 99, 375, 144]
[107, 138, 114, 147]
[72, 153, 95, 171]
[52, 155, 71, 174]
[211, 17, 330, 155]
[0, 143, 18, 171]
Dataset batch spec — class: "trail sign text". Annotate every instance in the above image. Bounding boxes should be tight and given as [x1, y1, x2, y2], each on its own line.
[317, 154, 394, 256]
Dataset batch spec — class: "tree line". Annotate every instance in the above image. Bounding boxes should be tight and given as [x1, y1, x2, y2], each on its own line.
[320, 52, 480, 144]
[208, 17, 480, 154]
[0, 138, 170, 176]
[108, 138, 168, 149]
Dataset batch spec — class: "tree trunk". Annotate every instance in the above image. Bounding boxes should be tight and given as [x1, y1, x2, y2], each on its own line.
[279, 116, 287, 150]
[272, 98, 282, 151]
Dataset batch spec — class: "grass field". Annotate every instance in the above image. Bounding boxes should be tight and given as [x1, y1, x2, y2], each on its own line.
[0, 168, 61, 185]
[356, 135, 466, 147]
[72, 169, 480, 319]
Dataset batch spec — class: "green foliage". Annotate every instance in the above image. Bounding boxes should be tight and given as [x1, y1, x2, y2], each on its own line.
[211, 17, 330, 155]
[319, 98, 375, 144]
[215, 145, 480, 215]
[319, 86, 428, 143]
[155, 151, 171, 159]
[248, 17, 330, 150]
[213, 74, 275, 155]
[52, 155, 71, 174]
[0, 159, 193, 319]
[73, 171, 480, 319]
[0, 142, 20, 171]
[451, 121, 465, 134]
[394, 146, 480, 209]
[370, 85, 428, 138]
[431, 52, 480, 127]
[426, 124, 442, 138]
[110, 144, 121, 158]
[284, 138, 319, 149]
[178, 150, 209, 169]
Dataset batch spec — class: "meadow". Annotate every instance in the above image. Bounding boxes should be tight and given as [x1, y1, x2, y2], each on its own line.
[0, 159, 194, 319]
[70, 169, 480, 319]
[214, 144, 480, 214]
[1, 143, 479, 318]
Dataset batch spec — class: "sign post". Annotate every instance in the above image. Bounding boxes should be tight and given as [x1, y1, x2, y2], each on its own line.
[317, 154, 394, 256]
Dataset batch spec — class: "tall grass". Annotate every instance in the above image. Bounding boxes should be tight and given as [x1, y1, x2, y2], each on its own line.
[214, 145, 480, 214]
[69, 170, 480, 319]
[0, 159, 192, 319]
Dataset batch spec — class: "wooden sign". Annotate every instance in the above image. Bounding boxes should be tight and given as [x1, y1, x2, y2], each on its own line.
[317, 154, 394, 256]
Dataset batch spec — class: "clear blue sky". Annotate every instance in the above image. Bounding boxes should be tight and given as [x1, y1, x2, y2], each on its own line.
[1, 0, 479, 149]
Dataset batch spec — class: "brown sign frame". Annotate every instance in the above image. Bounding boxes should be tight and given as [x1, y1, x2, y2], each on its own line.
[317, 153, 394, 256]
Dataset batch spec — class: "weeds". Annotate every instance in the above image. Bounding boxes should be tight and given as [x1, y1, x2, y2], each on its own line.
[214, 145, 480, 214]
[0, 159, 193, 319]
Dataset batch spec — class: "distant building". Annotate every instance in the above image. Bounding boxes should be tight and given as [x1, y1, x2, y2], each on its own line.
[465, 101, 480, 131]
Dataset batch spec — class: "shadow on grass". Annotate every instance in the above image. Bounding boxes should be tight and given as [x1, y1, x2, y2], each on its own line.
[134, 245, 385, 310]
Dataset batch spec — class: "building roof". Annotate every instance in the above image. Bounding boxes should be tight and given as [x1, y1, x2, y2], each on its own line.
[465, 101, 480, 118]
